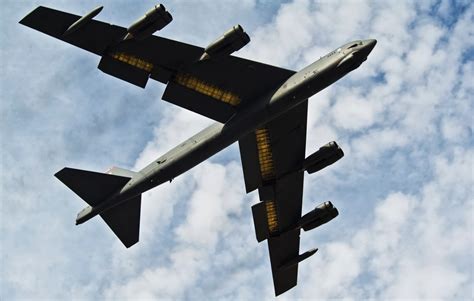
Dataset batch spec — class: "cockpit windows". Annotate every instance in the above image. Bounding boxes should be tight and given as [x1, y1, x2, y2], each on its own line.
[348, 43, 358, 49]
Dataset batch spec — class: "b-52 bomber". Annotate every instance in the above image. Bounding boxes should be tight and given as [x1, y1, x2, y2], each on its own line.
[20, 4, 376, 296]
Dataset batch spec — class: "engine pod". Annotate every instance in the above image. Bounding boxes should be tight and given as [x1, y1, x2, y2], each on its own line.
[298, 201, 339, 231]
[125, 4, 172, 41]
[304, 141, 344, 174]
[200, 24, 250, 60]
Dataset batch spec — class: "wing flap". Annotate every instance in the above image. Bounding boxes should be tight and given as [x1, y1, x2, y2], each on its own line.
[238, 131, 262, 192]
[98, 55, 151, 88]
[251, 201, 270, 242]
[162, 81, 236, 122]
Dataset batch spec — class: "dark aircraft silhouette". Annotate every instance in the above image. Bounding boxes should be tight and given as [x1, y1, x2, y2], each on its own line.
[20, 4, 376, 296]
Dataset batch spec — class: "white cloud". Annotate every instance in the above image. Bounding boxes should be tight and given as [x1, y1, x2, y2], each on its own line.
[103, 161, 255, 300]
[295, 149, 472, 300]
[241, 0, 317, 66]
[331, 92, 379, 131]
[350, 128, 410, 160]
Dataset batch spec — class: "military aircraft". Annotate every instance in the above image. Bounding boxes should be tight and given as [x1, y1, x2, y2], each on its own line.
[20, 4, 376, 296]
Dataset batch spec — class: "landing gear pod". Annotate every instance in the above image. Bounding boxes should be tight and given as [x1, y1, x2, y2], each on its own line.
[200, 25, 250, 60]
[124, 4, 172, 41]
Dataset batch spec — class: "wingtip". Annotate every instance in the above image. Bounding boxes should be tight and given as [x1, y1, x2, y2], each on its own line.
[95, 5, 104, 13]
[19, 6, 43, 26]
[124, 238, 139, 248]
[54, 167, 70, 179]
[274, 282, 297, 297]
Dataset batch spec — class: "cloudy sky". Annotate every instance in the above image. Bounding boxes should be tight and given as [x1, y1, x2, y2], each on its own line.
[1, 0, 473, 299]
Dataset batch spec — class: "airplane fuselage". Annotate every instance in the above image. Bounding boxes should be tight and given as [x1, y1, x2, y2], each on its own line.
[76, 39, 376, 224]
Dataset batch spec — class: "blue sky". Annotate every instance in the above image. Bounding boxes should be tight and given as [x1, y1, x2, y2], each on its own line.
[1, 0, 473, 299]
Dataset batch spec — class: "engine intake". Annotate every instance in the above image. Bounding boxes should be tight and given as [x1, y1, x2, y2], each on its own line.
[124, 4, 172, 41]
[298, 201, 338, 231]
[200, 25, 250, 60]
[304, 141, 344, 174]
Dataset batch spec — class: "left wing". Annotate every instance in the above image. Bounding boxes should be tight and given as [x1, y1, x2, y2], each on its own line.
[162, 55, 294, 122]
[20, 6, 295, 123]
[19, 6, 204, 88]
[238, 101, 310, 295]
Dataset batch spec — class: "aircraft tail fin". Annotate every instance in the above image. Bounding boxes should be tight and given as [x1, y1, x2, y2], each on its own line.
[55, 167, 132, 206]
[55, 167, 141, 248]
[100, 195, 141, 248]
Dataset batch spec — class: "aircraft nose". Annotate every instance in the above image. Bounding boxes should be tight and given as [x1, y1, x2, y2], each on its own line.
[348, 39, 377, 66]
[365, 39, 377, 54]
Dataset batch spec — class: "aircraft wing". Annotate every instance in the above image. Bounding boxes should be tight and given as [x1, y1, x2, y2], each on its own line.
[161, 55, 294, 122]
[238, 100, 308, 296]
[20, 6, 295, 123]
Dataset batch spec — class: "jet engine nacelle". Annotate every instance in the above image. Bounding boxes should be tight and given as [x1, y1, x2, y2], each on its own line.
[304, 141, 344, 174]
[124, 4, 172, 41]
[298, 201, 338, 231]
[200, 25, 250, 60]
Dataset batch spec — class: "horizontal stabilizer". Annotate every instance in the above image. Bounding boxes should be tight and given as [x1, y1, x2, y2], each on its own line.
[55, 167, 131, 206]
[100, 195, 141, 248]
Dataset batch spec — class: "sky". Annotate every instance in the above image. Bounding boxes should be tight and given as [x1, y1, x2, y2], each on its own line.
[1, 0, 473, 300]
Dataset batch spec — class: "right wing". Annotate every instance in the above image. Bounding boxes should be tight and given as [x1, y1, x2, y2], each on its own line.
[20, 6, 295, 123]
[239, 100, 309, 296]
